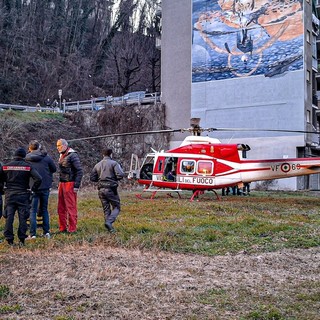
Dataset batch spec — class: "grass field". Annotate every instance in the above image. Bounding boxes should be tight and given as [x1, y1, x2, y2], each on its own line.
[0, 189, 319, 319]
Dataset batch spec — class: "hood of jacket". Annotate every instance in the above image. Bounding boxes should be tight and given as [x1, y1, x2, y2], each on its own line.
[59, 147, 76, 158]
[25, 150, 45, 162]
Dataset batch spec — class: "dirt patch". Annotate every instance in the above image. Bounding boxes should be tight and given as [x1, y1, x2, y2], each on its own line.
[1, 245, 319, 319]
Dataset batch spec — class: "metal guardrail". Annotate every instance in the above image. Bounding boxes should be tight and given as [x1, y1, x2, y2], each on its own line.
[63, 92, 161, 111]
[0, 104, 59, 112]
[0, 92, 161, 113]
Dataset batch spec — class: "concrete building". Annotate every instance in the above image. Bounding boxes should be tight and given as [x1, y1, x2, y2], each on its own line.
[161, 0, 320, 190]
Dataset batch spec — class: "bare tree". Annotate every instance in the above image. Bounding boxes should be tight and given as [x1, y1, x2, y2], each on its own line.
[0, 0, 162, 104]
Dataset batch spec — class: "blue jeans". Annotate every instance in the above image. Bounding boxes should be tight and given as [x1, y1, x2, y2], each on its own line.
[30, 189, 50, 236]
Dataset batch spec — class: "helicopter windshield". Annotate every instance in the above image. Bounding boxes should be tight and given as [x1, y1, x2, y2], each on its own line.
[139, 155, 155, 180]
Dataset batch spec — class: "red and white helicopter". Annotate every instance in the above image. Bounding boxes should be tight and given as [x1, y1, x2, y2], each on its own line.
[127, 124, 320, 200]
[69, 122, 320, 201]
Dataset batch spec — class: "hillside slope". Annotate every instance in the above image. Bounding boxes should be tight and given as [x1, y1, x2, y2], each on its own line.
[0, 104, 169, 186]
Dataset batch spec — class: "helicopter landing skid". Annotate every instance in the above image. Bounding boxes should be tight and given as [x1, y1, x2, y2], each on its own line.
[135, 187, 182, 200]
[190, 190, 222, 202]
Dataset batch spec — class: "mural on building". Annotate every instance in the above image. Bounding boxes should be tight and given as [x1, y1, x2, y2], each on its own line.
[192, 0, 303, 82]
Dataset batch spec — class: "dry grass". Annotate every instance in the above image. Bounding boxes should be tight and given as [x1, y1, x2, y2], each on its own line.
[0, 246, 319, 319]
[0, 189, 319, 319]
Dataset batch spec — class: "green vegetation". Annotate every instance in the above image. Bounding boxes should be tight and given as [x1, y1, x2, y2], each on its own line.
[0, 109, 64, 122]
[78, 190, 317, 254]
[198, 282, 320, 320]
[1, 190, 319, 255]
[0, 304, 21, 314]
[0, 285, 10, 299]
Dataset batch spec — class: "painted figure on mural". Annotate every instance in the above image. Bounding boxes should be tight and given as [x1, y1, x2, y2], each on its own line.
[192, 0, 303, 80]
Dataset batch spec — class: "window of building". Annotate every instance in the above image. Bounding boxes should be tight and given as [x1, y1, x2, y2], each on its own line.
[312, 107, 317, 128]
[197, 161, 213, 175]
[307, 110, 311, 123]
[307, 30, 311, 44]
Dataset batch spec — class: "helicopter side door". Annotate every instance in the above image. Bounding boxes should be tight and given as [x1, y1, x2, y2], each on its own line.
[162, 157, 178, 181]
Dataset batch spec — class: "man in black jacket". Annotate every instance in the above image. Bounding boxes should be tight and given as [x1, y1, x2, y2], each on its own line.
[90, 148, 125, 232]
[26, 140, 56, 239]
[0, 147, 42, 245]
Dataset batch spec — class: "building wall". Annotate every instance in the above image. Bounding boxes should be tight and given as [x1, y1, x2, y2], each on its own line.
[161, 0, 192, 147]
[192, 72, 305, 136]
[161, 0, 318, 190]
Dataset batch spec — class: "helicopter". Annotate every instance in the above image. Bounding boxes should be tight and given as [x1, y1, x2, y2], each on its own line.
[126, 124, 320, 201]
[68, 122, 320, 201]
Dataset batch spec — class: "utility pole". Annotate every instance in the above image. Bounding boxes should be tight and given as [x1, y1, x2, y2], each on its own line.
[58, 89, 62, 111]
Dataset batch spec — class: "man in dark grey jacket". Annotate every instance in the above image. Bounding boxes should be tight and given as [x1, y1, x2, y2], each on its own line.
[90, 148, 125, 232]
[26, 140, 56, 238]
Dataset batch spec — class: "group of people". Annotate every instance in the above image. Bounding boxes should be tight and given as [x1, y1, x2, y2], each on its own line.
[0, 139, 125, 246]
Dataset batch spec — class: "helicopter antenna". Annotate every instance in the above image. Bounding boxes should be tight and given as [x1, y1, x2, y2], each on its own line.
[227, 132, 236, 144]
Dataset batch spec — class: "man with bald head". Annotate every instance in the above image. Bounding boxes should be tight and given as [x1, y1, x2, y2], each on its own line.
[56, 138, 83, 233]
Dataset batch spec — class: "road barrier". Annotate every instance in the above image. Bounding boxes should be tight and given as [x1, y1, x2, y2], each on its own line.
[0, 92, 161, 113]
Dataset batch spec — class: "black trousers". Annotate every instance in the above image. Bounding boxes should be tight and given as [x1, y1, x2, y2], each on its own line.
[4, 193, 30, 242]
[98, 188, 121, 225]
[0, 195, 2, 218]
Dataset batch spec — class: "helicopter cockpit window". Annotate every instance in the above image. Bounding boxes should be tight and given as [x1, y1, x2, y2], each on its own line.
[139, 156, 154, 180]
[181, 160, 195, 174]
[197, 161, 213, 175]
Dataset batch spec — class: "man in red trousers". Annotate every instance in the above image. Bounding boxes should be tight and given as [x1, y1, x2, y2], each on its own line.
[56, 139, 83, 233]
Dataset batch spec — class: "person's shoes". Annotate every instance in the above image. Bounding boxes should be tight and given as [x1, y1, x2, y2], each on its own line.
[44, 233, 50, 239]
[19, 241, 25, 247]
[7, 240, 14, 246]
[105, 223, 115, 233]
[27, 235, 36, 240]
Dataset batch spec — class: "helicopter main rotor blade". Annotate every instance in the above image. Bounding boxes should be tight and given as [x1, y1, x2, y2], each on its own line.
[68, 126, 320, 143]
[68, 128, 182, 142]
[204, 127, 320, 135]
